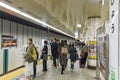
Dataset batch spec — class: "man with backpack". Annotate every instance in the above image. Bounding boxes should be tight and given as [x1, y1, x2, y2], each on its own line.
[24, 38, 38, 79]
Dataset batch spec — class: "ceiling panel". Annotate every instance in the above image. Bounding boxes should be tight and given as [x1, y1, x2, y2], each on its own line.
[2, 0, 109, 36]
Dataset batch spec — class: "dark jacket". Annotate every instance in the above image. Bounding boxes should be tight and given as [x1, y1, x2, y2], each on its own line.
[69, 47, 77, 62]
[51, 42, 58, 54]
[42, 45, 48, 61]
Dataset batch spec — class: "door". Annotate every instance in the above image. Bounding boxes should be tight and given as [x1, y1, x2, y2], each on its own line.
[3, 49, 8, 73]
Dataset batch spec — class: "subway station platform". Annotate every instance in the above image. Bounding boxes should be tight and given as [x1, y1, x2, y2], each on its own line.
[0, 60, 104, 80]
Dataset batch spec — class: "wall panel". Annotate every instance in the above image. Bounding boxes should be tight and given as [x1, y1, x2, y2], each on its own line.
[18, 24, 23, 47]
[23, 25, 28, 45]
[32, 28, 36, 44]
[9, 21, 17, 70]
[3, 19, 10, 35]
[38, 30, 42, 46]
[35, 29, 39, 45]
[28, 27, 33, 39]
[11, 21, 17, 36]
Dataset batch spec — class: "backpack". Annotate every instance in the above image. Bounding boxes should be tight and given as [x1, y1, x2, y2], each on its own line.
[61, 47, 68, 55]
[31, 47, 37, 61]
[34, 47, 39, 60]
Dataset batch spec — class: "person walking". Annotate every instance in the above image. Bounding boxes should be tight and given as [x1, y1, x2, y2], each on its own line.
[51, 38, 58, 67]
[81, 43, 88, 68]
[56, 39, 60, 66]
[64, 40, 68, 67]
[24, 38, 37, 80]
[59, 40, 68, 74]
[69, 43, 77, 69]
[41, 40, 48, 71]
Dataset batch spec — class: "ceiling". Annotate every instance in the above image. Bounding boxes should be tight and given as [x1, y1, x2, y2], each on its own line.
[1, 0, 109, 37]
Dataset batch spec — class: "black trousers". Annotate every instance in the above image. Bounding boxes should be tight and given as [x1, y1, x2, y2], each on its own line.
[33, 61, 37, 77]
[52, 54, 57, 67]
[65, 59, 68, 67]
[61, 65, 65, 72]
[82, 52, 88, 65]
[43, 60, 47, 71]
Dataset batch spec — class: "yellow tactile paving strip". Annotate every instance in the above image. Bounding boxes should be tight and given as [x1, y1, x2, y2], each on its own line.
[0, 68, 25, 80]
[0, 56, 50, 80]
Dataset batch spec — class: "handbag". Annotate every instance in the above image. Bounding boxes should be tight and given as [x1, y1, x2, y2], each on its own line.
[25, 54, 34, 63]
[80, 53, 85, 58]
[43, 54, 48, 60]
[40, 54, 43, 59]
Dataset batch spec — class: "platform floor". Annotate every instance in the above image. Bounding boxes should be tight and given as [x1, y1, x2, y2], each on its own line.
[1, 60, 105, 80]
[34, 60, 104, 80]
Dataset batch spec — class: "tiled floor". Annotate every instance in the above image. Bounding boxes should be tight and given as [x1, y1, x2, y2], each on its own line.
[34, 60, 104, 80]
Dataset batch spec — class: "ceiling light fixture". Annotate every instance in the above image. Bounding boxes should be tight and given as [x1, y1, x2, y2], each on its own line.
[0, 2, 74, 38]
[77, 24, 81, 28]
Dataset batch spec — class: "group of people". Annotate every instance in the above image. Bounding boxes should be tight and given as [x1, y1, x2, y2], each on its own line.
[50, 38, 78, 74]
[23, 38, 88, 80]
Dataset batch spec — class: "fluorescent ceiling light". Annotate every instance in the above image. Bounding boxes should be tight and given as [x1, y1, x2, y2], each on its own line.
[0, 2, 20, 13]
[77, 24, 81, 28]
[0, 2, 74, 38]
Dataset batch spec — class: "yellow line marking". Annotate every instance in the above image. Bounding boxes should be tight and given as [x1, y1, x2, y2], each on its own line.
[0, 68, 24, 80]
[0, 57, 50, 80]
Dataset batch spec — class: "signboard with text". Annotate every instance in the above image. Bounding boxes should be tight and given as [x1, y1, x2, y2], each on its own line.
[109, 0, 119, 80]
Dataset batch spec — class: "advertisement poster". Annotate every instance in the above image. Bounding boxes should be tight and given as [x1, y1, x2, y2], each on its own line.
[109, 0, 119, 80]
[1, 35, 17, 47]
